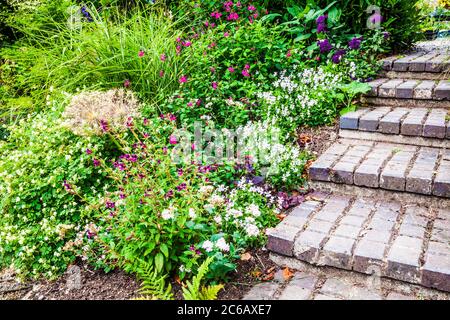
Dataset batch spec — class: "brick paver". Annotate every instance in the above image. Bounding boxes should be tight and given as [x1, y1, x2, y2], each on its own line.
[266, 194, 450, 292]
[381, 52, 450, 73]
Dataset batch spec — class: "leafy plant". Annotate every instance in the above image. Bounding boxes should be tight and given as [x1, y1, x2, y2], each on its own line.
[182, 257, 223, 300]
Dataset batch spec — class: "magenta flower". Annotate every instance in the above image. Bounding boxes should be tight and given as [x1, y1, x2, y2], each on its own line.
[169, 135, 178, 145]
[100, 120, 109, 132]
[123, 79, 131, 88]
[248, 5, 256, 11]
[212, 82, 218, 90]
[244, 64, 250, 70]
[242, 69, 250, 77]
[160, 54, 166, 61]
[93, 159, 100, 167]
[106, 201, 115, 209]
[176, 45, 182, 55]
[86, 149, 92, 155]
[196, 99, 202, 106]
[159, 70, 164, 77]
[168, 114, 177, 122]
[227, 12, 239, 21]
[183, 41, 192, 47]
[191, 143, 196, 151]
[177, 168, 184, 176]
[179, 75, 187, 83]
[228, 66, 235, 73]
[211, 11, 222, 19]
[176, 37, 181, 43]
[63, 180, 72, 191]
[138, 50, 145, 57]
[187, 101, 193, 107]
[286, 50, 292, 58]
[224, 32, 230, 38]
[210, 67, 216, 73]
[176, 183, 187, 191]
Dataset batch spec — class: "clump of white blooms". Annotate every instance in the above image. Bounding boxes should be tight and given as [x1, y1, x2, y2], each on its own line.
[7, 0, 42, 11]
[257, 65, 345, 128]
[161, 206, 176, 220]
[62, 89, 139, 136]
[235, 120, 306, 186]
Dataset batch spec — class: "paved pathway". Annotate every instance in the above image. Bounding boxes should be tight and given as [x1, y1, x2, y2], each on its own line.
[258, 45, 450, 299]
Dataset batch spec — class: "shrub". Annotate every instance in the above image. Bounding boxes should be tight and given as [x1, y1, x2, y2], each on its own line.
[0, 105, 110, 279]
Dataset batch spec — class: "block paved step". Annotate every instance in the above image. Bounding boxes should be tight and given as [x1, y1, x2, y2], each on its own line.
[339, 107, 450, 147]
[381, 52, 450, 73]
[361, 96, 450, 109]
[265, 192, 450, 292]
[364, 79, 450, 101]
[308, 139, 450, 198]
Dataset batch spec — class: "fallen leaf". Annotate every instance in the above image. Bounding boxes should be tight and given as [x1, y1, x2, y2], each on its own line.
[282, 267, 294, 281]
[174, 275, 182, 285]
[276, 213, 287, 220]
[265, 266, 276, 274]
[240, 252, 252, 261]
[262, 272, 274, 281]
[299, 133, 312, 145]
[250, 269, 262, 278]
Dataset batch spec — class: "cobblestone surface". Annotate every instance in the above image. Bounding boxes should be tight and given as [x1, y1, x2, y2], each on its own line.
[340, 107, 449, 139]
[309, 139, 450, 198]
[265, 193, 450, 292]
[365, 78, 450, 100]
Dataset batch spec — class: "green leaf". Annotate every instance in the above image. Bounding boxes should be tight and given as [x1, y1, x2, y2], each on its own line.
[160, 243, 169, 258]
[155, 253, 164, 273]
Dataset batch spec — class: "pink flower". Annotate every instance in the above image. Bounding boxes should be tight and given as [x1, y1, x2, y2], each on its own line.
[286, 50, 292, 58]
[210, 67, 216, 73]
[242, 69, 250, 77]
[169, 135, 178, 145]
[228, 66, 235, 73]
[179, 75, 187, 83]
[244, 64, 250, 70]
[183, 41, 192, 47]
[196, 99, 202, 106]
[210, 11, 222, 19]
[138, 50, 145, 57]
[159, 70, 164, 77]
[212, 82, 218, 90]
[176, 45, 182, 55]
[168, 114, 176, 122]
[191, 143, 196, 151]
[176, 37, 182, 43]
[208, 42, 216, 49]
[210, 22, 216, 28]
[160, 54, 166, 61]
[123, 79, 131, 88]
[204, 21, 209, 27]
[227, 12, 239, 21]
[187, 102, 193, 107]
[248, 5, 256, 11]
[224, 32, 230, 37]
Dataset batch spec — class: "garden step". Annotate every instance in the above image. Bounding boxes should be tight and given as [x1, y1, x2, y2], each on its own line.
[364, 79, 450, 101]
[381, 52, 450, 73]
[339, 107, 450, 147]
[265, 193, 450, 292]
[308, 139, 450, 198]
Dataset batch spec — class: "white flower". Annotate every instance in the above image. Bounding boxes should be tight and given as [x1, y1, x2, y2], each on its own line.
[188, 208, 196, 220]
[161, 208, 175, 220]
[247, 204, 261, 217]
[202, 240, 214, 252]
[216, 238, 230, 252]
[228, 209, 243, 217]
[213, 215, 222, 225]
[245, 224, 260, 237]
[209, 195, 225, 206]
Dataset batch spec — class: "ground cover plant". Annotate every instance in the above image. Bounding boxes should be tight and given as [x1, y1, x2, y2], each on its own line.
[0, 0, 417, 298]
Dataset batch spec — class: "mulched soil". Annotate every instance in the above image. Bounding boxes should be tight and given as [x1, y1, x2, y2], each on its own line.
[0, 249, 278, 300]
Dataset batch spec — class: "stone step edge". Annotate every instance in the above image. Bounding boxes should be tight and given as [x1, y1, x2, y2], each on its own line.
[338, 130, 450, 149]
[361, 97, 450, 109]
[379, 70, 448, 81]
[265, 193, 449, 292]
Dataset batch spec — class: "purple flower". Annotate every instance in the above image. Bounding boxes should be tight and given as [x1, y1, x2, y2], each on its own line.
[106, 201, 115, 209]
[316, 15, 327, 24]
[317, 39, 332, 53]
[382, 31, 390, 40]
[348, 37, 363, 50]
[176, 183, 187, 191]
[317, 22, 327, 33]
[63, 180, 72, 191]
[165, 190, 174, 198]
[113, 161, 126, 171]
[331, 49, 346, 64]
[177, 168, 184, 176]
[370, 13, 383, 25]
[100, 120, 109, 132]
[93, 159, 100, 167]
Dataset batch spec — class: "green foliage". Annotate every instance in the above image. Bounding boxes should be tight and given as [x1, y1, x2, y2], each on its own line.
[1, 1, 185, 115]
[136, 260, 175, 300]
[182, 257, 223, 300]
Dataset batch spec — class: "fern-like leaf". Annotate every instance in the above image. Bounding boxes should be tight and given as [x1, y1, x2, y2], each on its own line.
[182, 257, 223, 300]
[135, 260, 174, 300]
